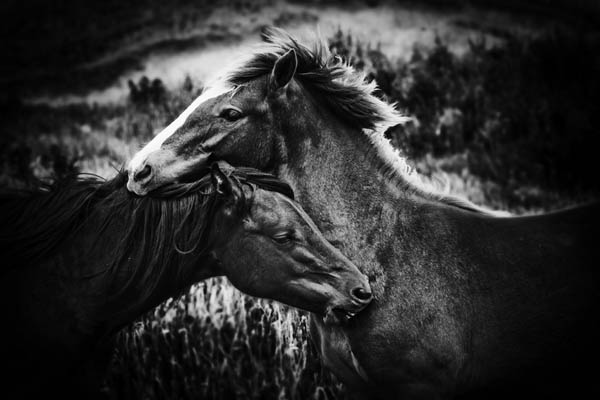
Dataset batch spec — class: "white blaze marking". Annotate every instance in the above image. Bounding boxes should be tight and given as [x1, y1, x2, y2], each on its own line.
[200, 129, 232, 150]
[128, 82, 232, 172]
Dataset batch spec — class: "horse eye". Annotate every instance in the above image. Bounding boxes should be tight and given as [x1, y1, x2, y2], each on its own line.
[220, 108, 243, 121]
[272, 232, 294, 245]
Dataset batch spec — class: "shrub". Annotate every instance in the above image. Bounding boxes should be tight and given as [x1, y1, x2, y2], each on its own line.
[329, 27, 600, 194]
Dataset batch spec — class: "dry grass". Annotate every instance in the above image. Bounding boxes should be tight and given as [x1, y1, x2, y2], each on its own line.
[105, 279, 344, 400]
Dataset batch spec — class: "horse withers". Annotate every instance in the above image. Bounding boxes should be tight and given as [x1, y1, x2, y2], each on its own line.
[0, 162, 371, 398]
[125, 28, 600, 399]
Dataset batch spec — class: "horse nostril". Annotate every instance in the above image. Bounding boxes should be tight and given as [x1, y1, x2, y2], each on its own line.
[134, 165, 152, 182]
[352, 287, 373, 303]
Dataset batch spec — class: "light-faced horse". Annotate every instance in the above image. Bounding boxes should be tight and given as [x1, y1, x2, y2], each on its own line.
[126, 29, 600, 399]
[0, 163, 371, 398]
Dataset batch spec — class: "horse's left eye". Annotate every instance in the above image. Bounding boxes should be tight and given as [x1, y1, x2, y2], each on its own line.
[220, 108, 243, 121]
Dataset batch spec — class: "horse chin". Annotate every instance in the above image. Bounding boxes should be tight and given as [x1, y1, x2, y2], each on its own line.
[323, 306, 359, 325]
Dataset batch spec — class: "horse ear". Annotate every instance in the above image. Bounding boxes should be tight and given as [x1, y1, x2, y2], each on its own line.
[211, 164, 235, 198]
[211, 164, 244, 215]
[270, 49, 297, 92]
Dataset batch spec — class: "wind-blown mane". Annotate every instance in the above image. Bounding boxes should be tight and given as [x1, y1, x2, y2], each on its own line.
[0, 166, 294, 311]
[223, 28, 491, 214]
[225, 27, 406, 132]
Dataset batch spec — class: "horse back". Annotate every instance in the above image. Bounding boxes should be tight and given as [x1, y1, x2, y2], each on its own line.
[458, 202, 600, 398]
[484, 201, 600, 280]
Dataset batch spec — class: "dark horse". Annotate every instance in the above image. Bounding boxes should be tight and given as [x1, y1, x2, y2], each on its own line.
[126, 29, 600, 399]
[0, 163, 371, 398]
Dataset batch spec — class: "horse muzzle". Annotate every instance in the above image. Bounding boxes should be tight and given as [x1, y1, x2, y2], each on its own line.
[323, 285, 373, 325]
[127, 166, 153, 196]
[126, 150, 213, 196]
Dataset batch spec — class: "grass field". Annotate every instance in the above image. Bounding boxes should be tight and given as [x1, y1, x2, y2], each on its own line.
[104, 280, 345, 400]
[2, 1, 599, 399]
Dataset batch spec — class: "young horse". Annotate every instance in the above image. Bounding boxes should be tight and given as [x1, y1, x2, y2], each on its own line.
[0, 163, 371, 398]
[126, 29, 600, 399]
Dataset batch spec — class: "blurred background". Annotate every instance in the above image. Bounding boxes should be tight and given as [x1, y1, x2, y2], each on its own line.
[1, 0, 599, 398]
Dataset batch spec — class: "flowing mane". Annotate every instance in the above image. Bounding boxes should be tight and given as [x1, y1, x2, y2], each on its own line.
[225, 29, 406, 132]
[222, 28, 490, 214]
[0, 167, 294, 309]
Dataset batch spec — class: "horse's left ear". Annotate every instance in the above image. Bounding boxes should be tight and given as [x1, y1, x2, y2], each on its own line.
[211, 164, 244, 215]
[211, 165, 236, 197]
[270, 49, 297, 92]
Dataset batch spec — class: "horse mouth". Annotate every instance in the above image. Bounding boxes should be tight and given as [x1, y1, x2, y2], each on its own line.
[323, 307, 360, 325]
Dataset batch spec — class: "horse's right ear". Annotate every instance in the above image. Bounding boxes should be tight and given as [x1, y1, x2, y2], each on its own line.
[269, 49, 297, 92]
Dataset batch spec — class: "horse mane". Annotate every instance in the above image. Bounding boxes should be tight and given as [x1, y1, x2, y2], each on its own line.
[222, 27, 492, 215]
[0, 166, 294, 313]
[225, 27, 407, 132]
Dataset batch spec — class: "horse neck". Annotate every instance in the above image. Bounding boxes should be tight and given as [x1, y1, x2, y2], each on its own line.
[277, 110, 591, 387]
[278, 113, 600, 382]
[277, 101, 594, 285]
[277, 100, 432, 289]
[275, 90, 600, 390]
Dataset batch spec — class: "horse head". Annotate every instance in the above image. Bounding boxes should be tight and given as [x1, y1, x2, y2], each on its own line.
[208, 163, 372, 323]
[126, 28, 404, 196]
[125, 69, 282, 196]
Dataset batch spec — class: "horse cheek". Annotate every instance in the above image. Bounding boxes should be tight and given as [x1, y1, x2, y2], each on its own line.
[212, 126, 271, 169]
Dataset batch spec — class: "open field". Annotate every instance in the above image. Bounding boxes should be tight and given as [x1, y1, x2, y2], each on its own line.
[2, 0, 593, 104]
[2, 1, 599, 398]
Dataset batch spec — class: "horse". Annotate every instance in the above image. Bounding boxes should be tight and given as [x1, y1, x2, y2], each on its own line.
[125, 28, 600, 399]
[0, 162, 372, 399]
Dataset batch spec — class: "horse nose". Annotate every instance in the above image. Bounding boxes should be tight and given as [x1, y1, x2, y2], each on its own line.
[133, 164, 152, 183]
[351, 286, 373, 304]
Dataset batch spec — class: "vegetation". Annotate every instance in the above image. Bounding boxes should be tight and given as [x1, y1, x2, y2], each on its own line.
[105, 279, 342, 400]
[1, 17, 599, 400]
[1, 0, 276, 97]
[329, 27, 600, 210]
